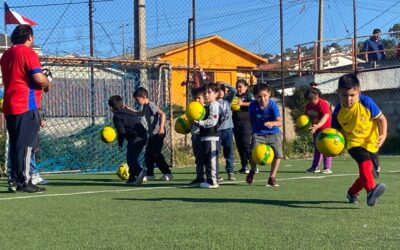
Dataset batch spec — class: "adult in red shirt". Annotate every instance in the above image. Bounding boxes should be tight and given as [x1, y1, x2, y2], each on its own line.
[304, 87, 333, 174]
[1, 25, 51, 193]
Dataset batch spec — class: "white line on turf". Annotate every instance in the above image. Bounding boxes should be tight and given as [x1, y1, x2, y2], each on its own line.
[0, 173, 359, 201]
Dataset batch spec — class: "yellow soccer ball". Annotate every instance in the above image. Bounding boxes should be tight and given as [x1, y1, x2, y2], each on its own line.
[101, 126, 117, 143]
[174, 115, 192, 134]
[185, 101, 205, 122]
[117, 163, 130, 180]
[296, 115, 311, 130]
[252, 144, 275, 165]
[0, 98, 3, 112]
[316, 128, 345, 157]
[231, 96, 241, 111]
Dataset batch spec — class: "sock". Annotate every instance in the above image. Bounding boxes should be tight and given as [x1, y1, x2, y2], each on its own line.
[359, 160, 375, 192]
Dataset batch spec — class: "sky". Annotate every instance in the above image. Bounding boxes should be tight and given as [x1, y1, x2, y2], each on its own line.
[2, 0, 400, 57]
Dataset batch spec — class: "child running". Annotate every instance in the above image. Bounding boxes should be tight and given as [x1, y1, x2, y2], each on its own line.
[332, 73, 387, 206]
[304, 87, 333, 174]
[246, 84, 283, 187]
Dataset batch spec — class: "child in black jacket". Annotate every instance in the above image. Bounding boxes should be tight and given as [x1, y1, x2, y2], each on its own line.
[108, 95, 147, 186]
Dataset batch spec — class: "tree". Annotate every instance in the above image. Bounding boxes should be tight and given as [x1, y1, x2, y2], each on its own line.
[389, 23, 400, 40]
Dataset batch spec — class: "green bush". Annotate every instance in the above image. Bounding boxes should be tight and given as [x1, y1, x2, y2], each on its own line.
[284, 134, 314, 159]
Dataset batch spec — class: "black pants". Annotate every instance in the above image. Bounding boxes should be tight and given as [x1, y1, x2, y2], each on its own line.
[145, 135, 171, 176]
[127, 137, 147, 178]
[233, 120, 252, 168]
[6, 110, 40, 185]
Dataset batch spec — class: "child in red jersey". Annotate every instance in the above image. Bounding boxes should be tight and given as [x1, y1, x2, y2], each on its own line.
[304, 87, 333, 174]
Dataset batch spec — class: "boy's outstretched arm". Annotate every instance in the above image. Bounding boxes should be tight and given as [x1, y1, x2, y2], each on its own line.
[377, 113, 387, 148]
[123, 104, 144, 116]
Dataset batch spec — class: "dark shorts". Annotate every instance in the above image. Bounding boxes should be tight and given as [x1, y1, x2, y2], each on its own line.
[348, 147, 380, 178]
[251, 133, 283, 159]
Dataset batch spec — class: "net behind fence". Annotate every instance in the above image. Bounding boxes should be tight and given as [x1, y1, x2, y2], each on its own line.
[35, 58, 172, 172]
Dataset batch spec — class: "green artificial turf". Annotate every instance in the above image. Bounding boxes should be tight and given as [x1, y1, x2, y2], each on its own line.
[0, 156, 399, 249]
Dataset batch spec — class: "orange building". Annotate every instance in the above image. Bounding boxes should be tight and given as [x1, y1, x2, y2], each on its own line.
[147, 35, 267, 106]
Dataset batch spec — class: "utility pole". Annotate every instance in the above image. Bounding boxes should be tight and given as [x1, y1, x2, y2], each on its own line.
[134, 0, 148, 88]
[89, 0, 95, 126]
[353, 0, 357, 72]
[279, 0, 286, 146]
[192, 0, 196, 84]
[317, 0, 324, 71]
[120, 24, 126, 58]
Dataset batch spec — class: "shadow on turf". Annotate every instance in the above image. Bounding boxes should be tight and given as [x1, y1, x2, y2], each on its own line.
[114, 197, 356, 209]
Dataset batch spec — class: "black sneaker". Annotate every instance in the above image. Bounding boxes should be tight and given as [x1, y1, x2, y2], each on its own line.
[305, 167, 321, 173]
[8, 180, 17, 192]
[125, 177, 138, 186]
[367, 183, 386, 206]
[238, 167, 249, 174]
[266, 176, 279, 187]
[246, 170, 255, 185]
[347, 191, 359, 204]
[17, 182, 46, 193]
[189, 178, 205, 187]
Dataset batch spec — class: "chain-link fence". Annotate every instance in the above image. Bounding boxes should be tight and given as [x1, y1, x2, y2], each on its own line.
[1, 57, 172, 173]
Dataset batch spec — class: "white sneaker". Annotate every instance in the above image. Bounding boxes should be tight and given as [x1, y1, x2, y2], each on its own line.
[322, 169, 332, 174]
[199, 182, 219, 189]
[255, 168, 259, 174]
[159, 174, 173, 181]
[31, 173, 48, 185]
[143, 175, 155, 182]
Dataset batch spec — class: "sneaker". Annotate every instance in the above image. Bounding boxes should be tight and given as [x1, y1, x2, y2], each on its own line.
[306, 167, 321, 173]
[125, 177, 138, 186]
[159, 174, 173, 181]
[17, 182, 46, 193]
[31, 174, 48, 185]
[8, 180, 17, 192]
[255, 168, 259, 174]
[367, 183, 386, 206]
[266, 176, 279, 187]
[134, 169, 147, 186]
[238, 167, 249, 174]
[246, 170, 255, 185]
[199, 182, 219, 189]
[189, 178, 205, 187]
[322, 168, 332, 174]
[347, 191, 359, 204]
[228, 173, 236, 181]
[217, 176, 224, 183]
[143, 175, 155, 182]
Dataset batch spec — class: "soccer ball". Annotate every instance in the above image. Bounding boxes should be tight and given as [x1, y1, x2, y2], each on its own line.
[316, 128, 345, 157]
[117, 163, 130, 180]
[252, 144, 275, 165]
[0, 98, 3, 112]
[185, 101, 205, 122]
[101, 126, 117, 143]
[231, 96, 241, 111]
[174, 115, 192, 134]
[296, 115, 311, 130]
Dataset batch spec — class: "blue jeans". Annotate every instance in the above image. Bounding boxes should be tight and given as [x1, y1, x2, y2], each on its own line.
[218, 128, 234, 174]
